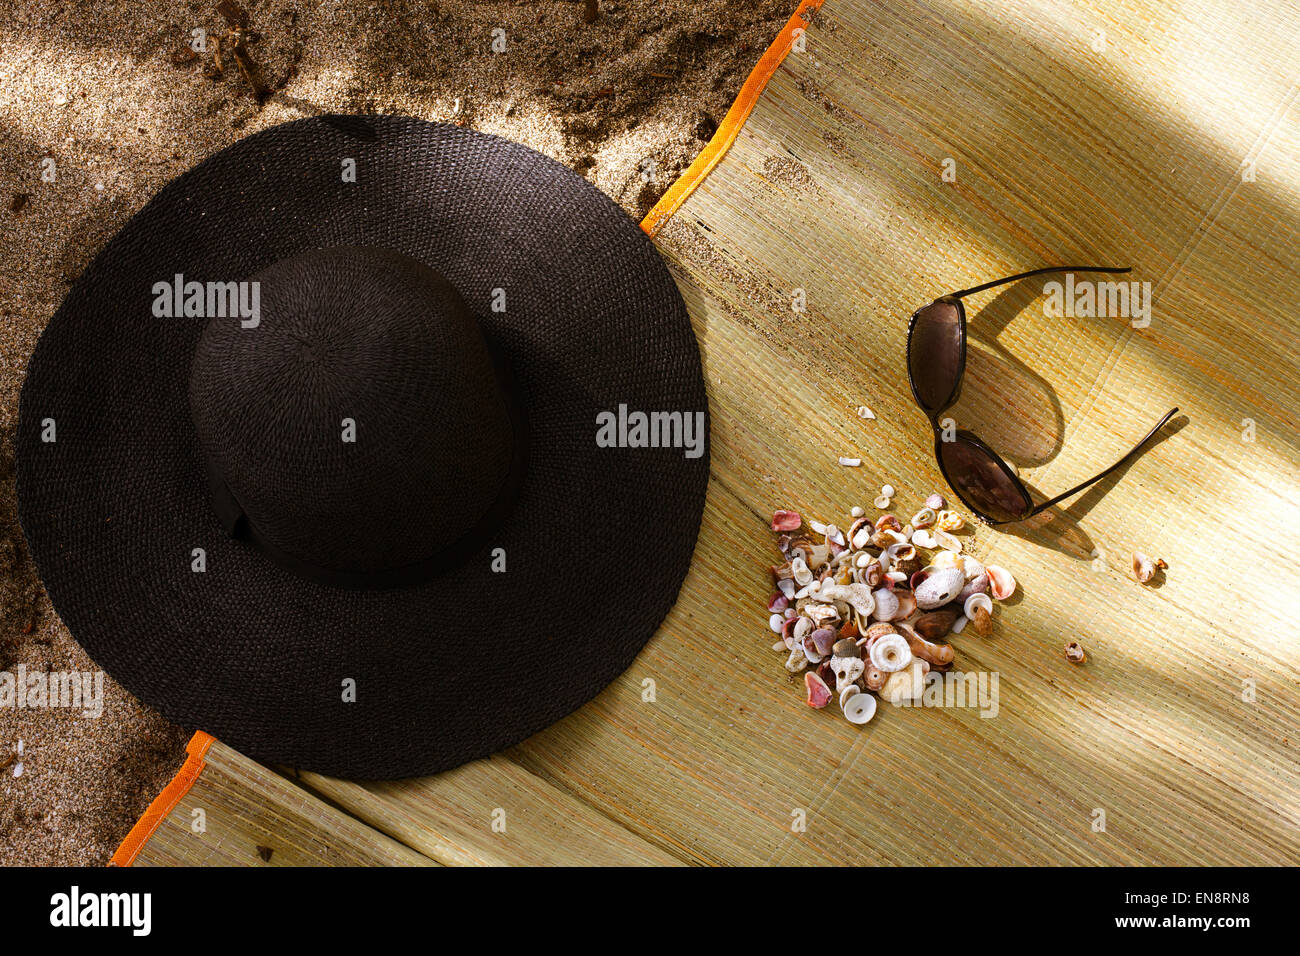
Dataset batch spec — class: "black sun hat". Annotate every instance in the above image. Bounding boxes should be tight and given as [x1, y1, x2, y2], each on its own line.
[16, 115, 709, 779]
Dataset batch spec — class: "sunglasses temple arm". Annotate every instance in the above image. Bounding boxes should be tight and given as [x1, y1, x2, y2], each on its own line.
[950, 265, 1132, 300]
[1027, 407, 1181, 517]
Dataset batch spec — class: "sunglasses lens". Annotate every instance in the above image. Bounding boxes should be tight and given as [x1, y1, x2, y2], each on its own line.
[908, 300, 963, 412]
[939, 437, 1031, 523]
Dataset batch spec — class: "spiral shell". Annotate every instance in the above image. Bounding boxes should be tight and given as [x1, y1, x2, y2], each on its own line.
[964, 592, 994, 637]
[963, 592, 993, 618]
[841, 692, 877, 725]
[868, 633, 913, 673]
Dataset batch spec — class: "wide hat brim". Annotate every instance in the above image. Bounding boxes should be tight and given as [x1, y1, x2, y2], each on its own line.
[16, 115, 709, 779]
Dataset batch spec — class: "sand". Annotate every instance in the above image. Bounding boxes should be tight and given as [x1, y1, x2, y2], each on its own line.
[0, 0, 794, 866]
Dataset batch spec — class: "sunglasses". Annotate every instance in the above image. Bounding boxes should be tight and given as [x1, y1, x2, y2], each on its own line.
[906, 265, 1179, 525]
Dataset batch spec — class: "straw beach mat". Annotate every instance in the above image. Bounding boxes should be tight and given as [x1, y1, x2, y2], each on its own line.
[115, 0, 1299, 866]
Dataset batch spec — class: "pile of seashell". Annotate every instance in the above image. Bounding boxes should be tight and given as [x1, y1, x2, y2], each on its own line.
[766, 494, 1017, 725]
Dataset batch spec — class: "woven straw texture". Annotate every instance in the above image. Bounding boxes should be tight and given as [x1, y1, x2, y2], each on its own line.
[113, 0, 1300, 867]
[621, 0, 1300, 864]
[17, 116, 710, 779]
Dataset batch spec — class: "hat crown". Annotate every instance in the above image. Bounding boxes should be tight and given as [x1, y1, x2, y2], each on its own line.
[189, 246, 517, 580]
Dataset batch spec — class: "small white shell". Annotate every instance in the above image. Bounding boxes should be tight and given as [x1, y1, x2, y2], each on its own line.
[809, 519, 828, 536]
[856, 406, 875, 420]
[871, 586, 900, 622]
[934, 529, 963, 553]
[868, 632, 912, 672]
[841, 692, 877, 725]
[791, 557, 813, 586]
[850, 505, 865, 518]
[839, 683, 859, 708]
[854, 552, 872, 568]
[772, 639, 789, 652]
[915, 566, 964, 609]
[838, 456, 862, 467]
[963, 592, 993, 618]
[951, 614, 969, 634]
[880, 484, 895, 498]
[912, 529, 938, 549]
[785, 646, 809, 673]
[873, 494, 892, 510]
[851, 526, 873, 549]
[825, 524, 846, 547]
[910, 508, 936, 529]
[769, 613, 785, 633]
[778, 578, 796, 600]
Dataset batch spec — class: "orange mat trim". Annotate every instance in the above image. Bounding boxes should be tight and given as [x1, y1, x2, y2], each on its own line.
[640, 0, 825, 237]
[109, 731, 215, 867]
